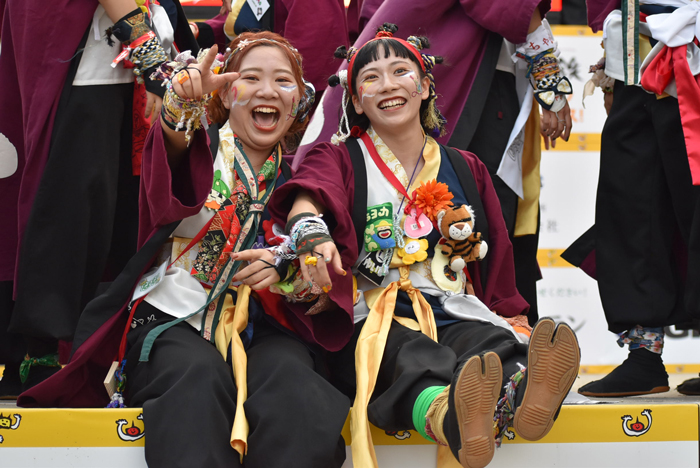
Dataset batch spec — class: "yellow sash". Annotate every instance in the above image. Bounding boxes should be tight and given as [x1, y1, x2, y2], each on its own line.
[214, 284, 252, 462]
[350, 266, 438, 467]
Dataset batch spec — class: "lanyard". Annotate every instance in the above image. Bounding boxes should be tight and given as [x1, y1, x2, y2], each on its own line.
[138, 144, 281, 361]
[360, 132, 426, 216]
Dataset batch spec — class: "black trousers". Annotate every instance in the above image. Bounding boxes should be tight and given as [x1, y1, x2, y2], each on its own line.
[596, 82, 700, 332]
[328, 319, 528, 432]
[10, 83, 139, 345]
[0, 282, 24, 365]
[453, 70, 541, 324]
[125, 304, 349, 468]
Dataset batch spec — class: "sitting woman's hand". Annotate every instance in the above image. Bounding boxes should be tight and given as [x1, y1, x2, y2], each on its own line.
[298, 241, 345, 293]
[171, 46, 240, 101]
[231, 249, 280, 290]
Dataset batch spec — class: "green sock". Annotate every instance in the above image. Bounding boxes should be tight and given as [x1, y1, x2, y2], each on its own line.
[411, 385, 446, 442]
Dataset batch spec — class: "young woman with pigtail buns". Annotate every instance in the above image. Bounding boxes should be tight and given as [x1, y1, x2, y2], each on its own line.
[269, 23, 582, 468]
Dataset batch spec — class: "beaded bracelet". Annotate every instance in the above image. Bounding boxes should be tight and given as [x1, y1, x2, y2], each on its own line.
[131, 36, 169, 84]
[516, 50, 571, 112]
[160, 83, 212, 145]
[107, 9, 168, 95]
[286, 213, 333, 255]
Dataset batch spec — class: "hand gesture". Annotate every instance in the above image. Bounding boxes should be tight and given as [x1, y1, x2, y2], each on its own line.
[171, 45, 240, 101]
[220, 0, 232, 15]
[231, 249, 280, 291]
[298, 241, 346, 293]
[540, 98, 573, 150]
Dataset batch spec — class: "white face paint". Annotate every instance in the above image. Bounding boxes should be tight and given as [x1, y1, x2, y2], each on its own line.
[359, 79, 377, 103]
[280, 84, 298, 93]
[403, 70, 423, 97]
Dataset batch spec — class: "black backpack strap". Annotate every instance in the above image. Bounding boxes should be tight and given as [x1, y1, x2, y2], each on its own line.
[345, 137, 367, 253]
[443, 145, 490, 277]
[280, 157, 293, 181]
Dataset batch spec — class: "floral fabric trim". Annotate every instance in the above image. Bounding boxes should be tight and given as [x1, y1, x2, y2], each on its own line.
[617, 326, 664, 354]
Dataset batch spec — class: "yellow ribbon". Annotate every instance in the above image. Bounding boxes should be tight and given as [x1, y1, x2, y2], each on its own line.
[214, 284, 252, 462]
[350, 266, 438, 467]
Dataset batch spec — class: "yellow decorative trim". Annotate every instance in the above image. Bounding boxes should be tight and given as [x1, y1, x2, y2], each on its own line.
[0, 404, 697, 447]
[550, 25, 603, 37]
[536, 249, 572, 268]
[581, 364, 700, 375]
[543, 133, 602, 152]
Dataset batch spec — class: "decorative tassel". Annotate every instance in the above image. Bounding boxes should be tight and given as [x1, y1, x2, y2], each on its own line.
[493, 364, 526, 447]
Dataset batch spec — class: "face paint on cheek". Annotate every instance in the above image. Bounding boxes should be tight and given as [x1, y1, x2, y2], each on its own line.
[286, 96, 299, 121]
[229, 84, 250, 108]
[280, 84, 298, 93]
[359, 80, 377, 103]
[404, 71, 422, 97]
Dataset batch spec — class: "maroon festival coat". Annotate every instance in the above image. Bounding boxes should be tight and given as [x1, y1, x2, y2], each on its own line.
[18, 123, 354, 408]
[269, 142, 529, 320]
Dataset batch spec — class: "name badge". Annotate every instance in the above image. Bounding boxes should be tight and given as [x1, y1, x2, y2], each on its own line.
[132, 260, 169, 302]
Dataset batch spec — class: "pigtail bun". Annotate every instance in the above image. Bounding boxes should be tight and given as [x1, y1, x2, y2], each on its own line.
[378, 23, 399, 35]
[328, 74, 341, 87]
[415, 36, 431, 49]
[334, 45, 349, 59]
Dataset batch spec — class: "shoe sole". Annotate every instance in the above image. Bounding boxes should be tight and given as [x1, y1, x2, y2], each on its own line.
[455, 352, 502, 468]
[513, 319, 580, 441]
[579, 386, 670, 397]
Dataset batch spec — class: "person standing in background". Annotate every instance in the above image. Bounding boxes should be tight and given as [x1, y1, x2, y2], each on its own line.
[567, 0, 700, 397]
[0, 0, 197, 396]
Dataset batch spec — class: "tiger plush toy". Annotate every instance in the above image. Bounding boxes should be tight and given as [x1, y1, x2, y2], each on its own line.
[436, 204, 488, 272]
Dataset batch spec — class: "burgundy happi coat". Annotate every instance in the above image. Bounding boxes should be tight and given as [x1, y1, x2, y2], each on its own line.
[18, 123, 354, 408]
[269, 142, 529, 320]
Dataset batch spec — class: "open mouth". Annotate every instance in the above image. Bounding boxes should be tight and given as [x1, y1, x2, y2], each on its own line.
[378, 98, 407, 111]
[378, 229, 391, 239]
[252, 106, 280, 130]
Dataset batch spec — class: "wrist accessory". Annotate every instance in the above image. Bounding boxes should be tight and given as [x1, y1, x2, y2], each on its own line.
[106, 8, 168, 97]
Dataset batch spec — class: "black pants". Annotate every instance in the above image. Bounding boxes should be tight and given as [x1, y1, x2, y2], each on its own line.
[125, 304, 349, 468]
[10, 83, 139, 346]
[452, 70, 541, 324]
[328, 319, 528, 432]
[596, 82, 700, 332]
[0, 282, 24, 365]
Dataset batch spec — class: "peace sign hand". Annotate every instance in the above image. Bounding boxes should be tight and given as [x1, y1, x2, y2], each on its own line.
[171, 45, 240, 101]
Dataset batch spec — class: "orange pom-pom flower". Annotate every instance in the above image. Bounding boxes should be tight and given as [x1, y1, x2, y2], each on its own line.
[413, 179, 454, 222]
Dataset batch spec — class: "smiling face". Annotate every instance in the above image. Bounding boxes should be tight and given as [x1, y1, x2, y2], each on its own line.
[222, 45, 301, 158]
[351, 47, 430, 137]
